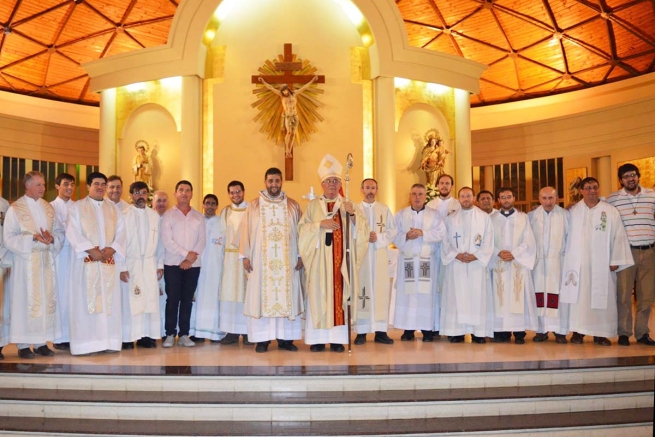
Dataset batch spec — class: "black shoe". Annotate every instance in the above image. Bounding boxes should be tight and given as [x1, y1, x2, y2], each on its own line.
[354, 334, 366, 345]
[0, 347, 3, 360]
[121, 342, 134, 350]
[255, 342, 269, 353]
[34, 345, 55, 357]
[471, 335, 486, 344]
[374, 332, 394, 344]
[449, 335, 465, 343]
[242, 334, 254, 346]
[53, 342, 70, 350]
[277, 340, 298, 351]
[636, 334, 655, 346]
[555, 334, 568, 344]
[570, 332, 584, 344]
[533, 333, 549, 342]
[433, 330, 441, 340]
[618, 335, 630, 346]
[136, 338, 157, 348]
[515, 337, 525, 345]
[18, 348, 35, 359]
[421, 330, 433, 342]
[593, 336, 611, 346]
[189, 336, 205, 343]
[310, 344, 325, 352]
[400, 330, 415, 341]
[219, 333, 239, 345]
[330, 343, 345, 353]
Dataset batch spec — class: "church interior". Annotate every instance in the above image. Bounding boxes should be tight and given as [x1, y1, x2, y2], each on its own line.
[0, 0, 654, 436]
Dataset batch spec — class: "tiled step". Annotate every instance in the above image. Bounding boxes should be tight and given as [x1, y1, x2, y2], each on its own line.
[0, 408, 652, 436]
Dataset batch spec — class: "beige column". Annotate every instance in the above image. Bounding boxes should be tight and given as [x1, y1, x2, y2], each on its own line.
[596, 156, 612, 198]
[180, 76, 203, 209]
[99, 88, 117, 175]
[483, 165, 494, 192]
[373, 76, 396, 212]
[454, 88, 472, 190]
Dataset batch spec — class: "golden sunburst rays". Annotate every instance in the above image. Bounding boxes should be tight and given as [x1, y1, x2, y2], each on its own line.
[251, 54, 324, 149]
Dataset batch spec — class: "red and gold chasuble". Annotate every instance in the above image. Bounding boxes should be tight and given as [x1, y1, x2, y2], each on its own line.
[327, 202, 345, 326]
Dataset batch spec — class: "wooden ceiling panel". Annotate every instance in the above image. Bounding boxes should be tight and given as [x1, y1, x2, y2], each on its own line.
[104, 32, 144, 58]
[1, 72, 39, 92]
[453, 34, 508, 66]
[125, 20, 173, 48]
[45, 53, 87, 87]
[85, 0, 134, 24]
[480, 56, 519, 90]
[49, 75, 89, 100]
[515, 57, 562, 89]
[519, 39, 565, 72]
[494, 8, 553, 51]
[477, 79, 518, 103]
[454, 9, 510, 51]
[57, 32, 114, 64]
[553, 77, 582, 90]
[13, 4, 71, 46]
[431, 0, 481, 27]
[613, 2, 655, 42]
[549, 0, 599, 30]
[56, 3, 114, 46]
[605, 0, 641, 8]
[606, 64, 633, 80]
[397, 0, 442, 26]
[613, 19, 653, 57]
[13, 0, 67, 24]
[405, 21, 440, 48]
[575, 65, 611, 83]
[562, 39, 609, 73]
[0, 2, 16, 24]
[126, 0, 178, 23]
[622, 52, 655, 73]
[83, 88, 100, 103]
[424, 34, 461, 57]
[565, 17, 612, 57]
[2, 53, 48, 87]
[494, 0, 552, 27]
[0, 33, 46, 68]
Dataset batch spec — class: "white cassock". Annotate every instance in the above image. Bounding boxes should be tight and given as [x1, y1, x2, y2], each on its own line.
[392, 206, 446, 331]
[51, 197, 75, 344]
[440, 207, 494, 337]
[193, 214, 225, 341]
[0, 197, 11, 349]
[238, 191, 303, 342]
[529, 206, 571, 335]
[218, 202, 249, 334]
[489, 210, 538, 332]
[156, 214, 166, 338]
[560, 201, 633, 338]
[355, 201, 397, 334]
[299, 197, 369, 345]
[4, 196, 65, 345]
[67, 197, 125, 355]
[108, 200, 135, 344]
[119, 205, 164, 342]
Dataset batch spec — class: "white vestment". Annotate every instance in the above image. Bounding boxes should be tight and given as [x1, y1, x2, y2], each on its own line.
[193, 215, 226, 341]
[529, 206, 571, 335]
[67, 197, 125, 355]
[440, 207, 494, 337]
[426, 196, 461, 220]
[0, 196, 12, 348]
[119, 206, 164, 342]
[392, 206, 446, 331]
[4, 196, 65, 344]
[299, 196, 369, 345]
[218, 202, 248, 334]
[238, 191, 303, 342]
[51, 197, 75, 344]
[560, 201, 633, 338]
[355, 201, 397, 334]
[489, 210, 538, 332]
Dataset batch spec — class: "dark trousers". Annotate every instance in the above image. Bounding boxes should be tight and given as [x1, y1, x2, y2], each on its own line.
[164, 265, 200, 337]
[494, 331, 526, 340]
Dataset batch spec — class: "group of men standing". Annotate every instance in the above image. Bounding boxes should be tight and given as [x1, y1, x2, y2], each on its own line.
[0, 158, 653, 359]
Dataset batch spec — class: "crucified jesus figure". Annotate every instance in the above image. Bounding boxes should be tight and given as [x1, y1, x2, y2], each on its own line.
[258, 76, 318, 158]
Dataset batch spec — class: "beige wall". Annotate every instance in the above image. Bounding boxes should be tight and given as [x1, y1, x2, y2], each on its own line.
[210, 0, 365, 209]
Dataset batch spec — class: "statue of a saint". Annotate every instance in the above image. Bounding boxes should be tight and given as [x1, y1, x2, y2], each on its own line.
[132, 140, 153, 188]
[419, 131, 449, 186]
[258, 76, 319, 158]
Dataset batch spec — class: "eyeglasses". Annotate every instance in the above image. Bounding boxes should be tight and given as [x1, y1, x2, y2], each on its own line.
[621, 173, 639, 179]
[583, 186, 599, 191]
[323, 178, 341, 185]
[228, 190, 242, 195]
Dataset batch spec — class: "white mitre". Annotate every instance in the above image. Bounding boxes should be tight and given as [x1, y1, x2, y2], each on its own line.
[318, 154, 343, 181]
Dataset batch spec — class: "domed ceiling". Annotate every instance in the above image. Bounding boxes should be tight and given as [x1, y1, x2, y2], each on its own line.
[1, 0, 654, 107]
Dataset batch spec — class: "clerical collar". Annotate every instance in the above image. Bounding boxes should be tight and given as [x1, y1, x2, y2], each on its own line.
[230, 202, 247, 211]
[89, 197, 103, 203]
[260, 189, 286, 202]
[322, 196, 339, 203]
[500, 208, 515, 217]
[363, 201, 376, 207]
[205, 214, 216, 220]
[411, 205, 426, 213]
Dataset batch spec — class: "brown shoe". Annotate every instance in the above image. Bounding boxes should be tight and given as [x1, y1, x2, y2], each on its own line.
[555, 334, 568, 344]
[570, 332, 584, 344]
[532, 333, 549, 342]
[593, 336, 611, 346]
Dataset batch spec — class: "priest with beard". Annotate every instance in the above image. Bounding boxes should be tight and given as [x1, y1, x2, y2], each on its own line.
[238, 168, 303, 353]
[299, 155, 369, 352]
[440, 187, 494, 344]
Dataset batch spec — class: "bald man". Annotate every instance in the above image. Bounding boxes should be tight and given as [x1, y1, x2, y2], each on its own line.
[528, 187, 570, 344]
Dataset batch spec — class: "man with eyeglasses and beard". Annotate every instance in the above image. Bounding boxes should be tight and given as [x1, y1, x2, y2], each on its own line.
[119, 182, 164, 349]
[607, 164, 655, 346]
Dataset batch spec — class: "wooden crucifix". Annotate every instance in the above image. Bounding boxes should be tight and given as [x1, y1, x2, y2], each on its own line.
[251, 43, 325, 181]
